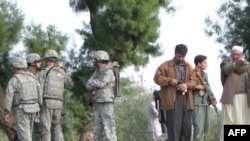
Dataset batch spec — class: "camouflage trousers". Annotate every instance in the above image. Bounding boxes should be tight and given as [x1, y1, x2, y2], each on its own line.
[14, 109, 35, 141]
[40, 104, 64, 141]
[93, 102, 117, 141]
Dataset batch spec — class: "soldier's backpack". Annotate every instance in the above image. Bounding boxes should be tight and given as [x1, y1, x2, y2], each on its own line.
[111, 61, 121, 97]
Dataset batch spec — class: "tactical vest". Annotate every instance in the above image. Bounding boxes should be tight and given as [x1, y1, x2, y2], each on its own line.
[43, 67, 65, 100]
[13, 72, 38, 104]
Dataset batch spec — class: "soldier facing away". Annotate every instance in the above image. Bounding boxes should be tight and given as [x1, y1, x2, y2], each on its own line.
[39, 49, 73, 141]
[26, 53, 43, 141]
[4, 56, 42, 141]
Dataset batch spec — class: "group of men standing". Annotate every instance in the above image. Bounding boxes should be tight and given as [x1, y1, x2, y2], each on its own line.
[4, 44, 249, 141]
[153, 44, 250, 141]
[3, 49, 119, 141]
[3, 49, 73, 141]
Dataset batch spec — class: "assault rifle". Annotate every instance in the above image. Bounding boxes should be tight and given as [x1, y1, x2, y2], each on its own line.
[195, 71, 219, 117]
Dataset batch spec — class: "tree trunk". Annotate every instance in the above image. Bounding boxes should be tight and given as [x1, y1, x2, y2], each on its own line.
[0, 85, 17, 141]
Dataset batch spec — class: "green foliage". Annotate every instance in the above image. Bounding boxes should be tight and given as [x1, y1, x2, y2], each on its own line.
[23, 23, 69, 59]
[206, 107, 221, 141]
[0, 128, 8, 141]
[62, 91, 90, 141]
[204, 0, 250, 61]
[0, 0, 24, 47]
[69, 64, 94, 132]
[0, 0, 24, 88]
[69, 0, 173, 69]
[115, 77, 151, 140]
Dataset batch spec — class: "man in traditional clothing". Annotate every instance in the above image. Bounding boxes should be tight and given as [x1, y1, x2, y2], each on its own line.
[148, 90, 162, 141]
[220, 45, 250, 141]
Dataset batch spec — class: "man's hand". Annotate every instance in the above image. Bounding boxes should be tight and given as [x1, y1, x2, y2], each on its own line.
[177, 83, 187, 92]
[234, 60, 245, 67]
[169, 78, 178, 86]
[60, 66, 68, 73]
[4, 114, 11, 124]
[36, 112, 40, 118]
[210, 97, 217, 106]
[195, 85, 205, 90]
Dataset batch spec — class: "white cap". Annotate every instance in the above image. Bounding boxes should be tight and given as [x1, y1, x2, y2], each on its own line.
[232, 46, 243, 53]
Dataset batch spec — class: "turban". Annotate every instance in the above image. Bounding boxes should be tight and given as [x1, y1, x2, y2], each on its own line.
[232, 46, 243, 53]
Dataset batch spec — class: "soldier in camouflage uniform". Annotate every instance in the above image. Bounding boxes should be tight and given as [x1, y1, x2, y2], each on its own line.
[39, 49, 73, 141]
[86, 50, 117, 141]
[26, 53, 43, 141]
[27, 53, 42, 76]
[4, 56, 42, 141]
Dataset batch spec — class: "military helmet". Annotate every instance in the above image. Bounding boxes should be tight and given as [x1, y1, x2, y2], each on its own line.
[44, 49, 59, 59]
[26, 53, 41, 63]
[11, 56, 27, 69]
[93, 50, 109, 61]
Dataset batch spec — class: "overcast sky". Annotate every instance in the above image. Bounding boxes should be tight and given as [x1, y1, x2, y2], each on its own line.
[15, 0, 225, 109]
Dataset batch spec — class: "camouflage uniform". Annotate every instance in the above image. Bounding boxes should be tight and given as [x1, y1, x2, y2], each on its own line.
[4, 56, 42, 141]
[39, 49, 73, 141]
[27, 53, 43, 141]
[86, 50, 117, 141]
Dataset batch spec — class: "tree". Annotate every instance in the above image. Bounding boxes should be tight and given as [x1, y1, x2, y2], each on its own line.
[67, 0, 174, 139]
[0, 0, 24, 140]
[115, 77, 151, 141]
[23, 23, 69, 58]
[69, 0, 172, 68]
[204, 0, 250, 60]
[0, 0, 24, 87]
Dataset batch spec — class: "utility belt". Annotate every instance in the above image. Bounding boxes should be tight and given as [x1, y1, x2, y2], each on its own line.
[43, 96, 63, 101]
[15, 103, 40, 113]
[13, 99, 38, 107]
[20, 100, 38, 104]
